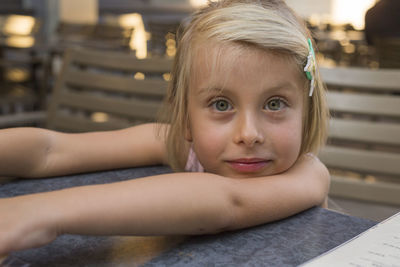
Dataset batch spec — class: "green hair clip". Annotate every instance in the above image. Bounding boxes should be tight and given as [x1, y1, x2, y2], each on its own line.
[304, 38, 316, 96]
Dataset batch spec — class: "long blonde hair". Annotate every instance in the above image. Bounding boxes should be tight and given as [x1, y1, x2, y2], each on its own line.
[159, 0, 329, 171]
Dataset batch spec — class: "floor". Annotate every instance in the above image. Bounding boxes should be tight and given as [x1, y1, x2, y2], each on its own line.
[328, 196, 400, 222]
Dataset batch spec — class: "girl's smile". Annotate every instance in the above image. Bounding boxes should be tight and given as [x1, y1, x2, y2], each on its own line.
[186, 42, 306, 178]
[225, 158, 272, 173]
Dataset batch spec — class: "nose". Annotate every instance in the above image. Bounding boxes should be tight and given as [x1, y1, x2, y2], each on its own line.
[233, 111, 265, 147]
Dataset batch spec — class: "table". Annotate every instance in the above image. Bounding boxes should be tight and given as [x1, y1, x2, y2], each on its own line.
[0, 166, 376, 267]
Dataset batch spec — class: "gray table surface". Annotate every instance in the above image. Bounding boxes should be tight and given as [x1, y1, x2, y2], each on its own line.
[0, 166, 376, 267]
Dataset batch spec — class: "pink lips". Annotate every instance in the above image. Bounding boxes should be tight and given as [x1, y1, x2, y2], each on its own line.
[227, 158, 270, 173]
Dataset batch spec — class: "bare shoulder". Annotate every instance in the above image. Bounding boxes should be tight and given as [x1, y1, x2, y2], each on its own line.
[45, 123, 168, 176]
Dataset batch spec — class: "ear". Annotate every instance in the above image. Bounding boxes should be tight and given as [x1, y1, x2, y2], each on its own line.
[184, 121, 193, 142]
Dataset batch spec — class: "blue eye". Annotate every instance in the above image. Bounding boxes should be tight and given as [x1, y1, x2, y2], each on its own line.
[212, 99, 232, 111]
[265, 98, 287, 111]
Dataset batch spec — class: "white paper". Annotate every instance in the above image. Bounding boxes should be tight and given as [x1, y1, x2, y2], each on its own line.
[301, 212, 400, 267]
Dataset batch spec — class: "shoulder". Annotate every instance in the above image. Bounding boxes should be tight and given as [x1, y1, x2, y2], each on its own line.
[185, 146, 205, 172]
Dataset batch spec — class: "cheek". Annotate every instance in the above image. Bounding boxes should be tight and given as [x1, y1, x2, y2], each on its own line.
[271, 116, 303, 169]
[285, 115, 303, 150]
[190, 119, 232, 172]
[192, 122, 227, 154]
[273, 128, 301, 153]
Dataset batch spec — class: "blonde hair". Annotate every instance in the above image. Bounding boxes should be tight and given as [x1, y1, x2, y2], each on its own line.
[159, 0, 329, 171]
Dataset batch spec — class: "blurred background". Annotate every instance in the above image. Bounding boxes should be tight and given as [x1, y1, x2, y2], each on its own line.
[0, 0, 396, 118]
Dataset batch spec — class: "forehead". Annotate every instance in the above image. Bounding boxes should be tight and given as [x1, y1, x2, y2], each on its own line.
[190, 41, 305, 93]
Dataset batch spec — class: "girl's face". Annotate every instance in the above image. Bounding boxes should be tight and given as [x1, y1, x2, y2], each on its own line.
[186, 43, 305, 178]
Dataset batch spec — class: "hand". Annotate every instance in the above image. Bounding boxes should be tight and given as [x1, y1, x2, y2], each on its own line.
[303, 153, 331, 206]
[289, 153, 331, 207]
[0, 195, 59, 257]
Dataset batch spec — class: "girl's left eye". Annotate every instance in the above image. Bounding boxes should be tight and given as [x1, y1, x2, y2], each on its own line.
[265, 98, 287, 111]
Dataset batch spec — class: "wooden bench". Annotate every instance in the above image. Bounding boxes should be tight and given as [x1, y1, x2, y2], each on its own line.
[53, 22, 134, 52]
[0, 48, 173, 132]
[375, 37, 400, 69]
[319, 66, 400, 206]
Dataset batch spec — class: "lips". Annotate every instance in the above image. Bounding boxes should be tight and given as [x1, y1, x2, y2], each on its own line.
[226, 158, 270, 173]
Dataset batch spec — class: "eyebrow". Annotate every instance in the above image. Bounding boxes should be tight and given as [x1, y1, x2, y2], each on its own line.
[196, 86, 224, 96]
[197, 81, 299, 96]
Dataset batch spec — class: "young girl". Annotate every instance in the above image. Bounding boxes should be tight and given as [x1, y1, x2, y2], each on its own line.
[0, 0, 330, 257]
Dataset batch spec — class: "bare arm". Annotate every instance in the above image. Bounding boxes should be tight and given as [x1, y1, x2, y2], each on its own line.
[0, 124, 167, 178]
[0, 154, 329, 255]
[0, 128, 51, 178]
[61, 154, 329, 234]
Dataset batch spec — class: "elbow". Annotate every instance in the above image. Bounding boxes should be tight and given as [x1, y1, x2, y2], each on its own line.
[26, 128, 54, 178]
[195, 178, 244, 235]
[212, 198, 242, 234]
[213, 180, 246, 233]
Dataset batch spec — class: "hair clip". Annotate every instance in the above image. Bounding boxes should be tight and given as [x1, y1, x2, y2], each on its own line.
[304, 38, 316, 97]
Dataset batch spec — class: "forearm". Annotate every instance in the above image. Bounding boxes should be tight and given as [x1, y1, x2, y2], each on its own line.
[0, 128, 52, 178]
[46, 156, 328, 236]
[46, 173, 234, 236]
[0, 173, 233, 256]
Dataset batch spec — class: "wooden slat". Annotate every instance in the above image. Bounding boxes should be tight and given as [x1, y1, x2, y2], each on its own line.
[0, 111, 46, 128]
[329, 118, 400, 146]
[322, 66, 400, 206]
[47, 48, 171, 133]
[66, 48, 173, 73]
[327, 91, 400, 117]
[330, 175, 400, 205]
[320, 67, 400, 91]
[56, 91, 162, 120]
[48, 113, 133, 132]
[319, 146, 400, 177]
[63, 69, 167, 97]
